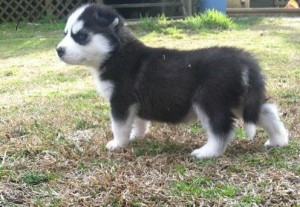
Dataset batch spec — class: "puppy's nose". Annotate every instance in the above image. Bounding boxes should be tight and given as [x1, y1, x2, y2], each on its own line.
[56, 47, 65, 58]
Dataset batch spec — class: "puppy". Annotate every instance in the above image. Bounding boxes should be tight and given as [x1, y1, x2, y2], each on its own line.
[57, 4, 288, 158]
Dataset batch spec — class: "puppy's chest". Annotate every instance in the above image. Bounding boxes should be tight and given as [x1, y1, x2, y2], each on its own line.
[93, 72, 114, 102]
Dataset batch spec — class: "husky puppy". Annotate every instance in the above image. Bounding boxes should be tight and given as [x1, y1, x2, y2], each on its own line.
[57, 4, 288, 158]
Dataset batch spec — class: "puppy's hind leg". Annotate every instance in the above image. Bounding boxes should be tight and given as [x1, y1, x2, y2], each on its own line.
[191, 105, 235, 159]
[130, 117, 150, 141]
[258, 103, 288, 147]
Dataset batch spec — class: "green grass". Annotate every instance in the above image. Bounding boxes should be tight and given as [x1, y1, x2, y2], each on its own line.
[131, 138, 187, 157]
[235, 128, 246, 139]
[22, 171, 54, 185]
[0, 16, 299, 206]
[187, 122, 204, 135]
[133, 10, 235, 36]
[171, 176, 238, 198]
[184, 10, 235, 30]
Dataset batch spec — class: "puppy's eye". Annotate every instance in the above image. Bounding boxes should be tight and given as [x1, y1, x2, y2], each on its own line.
[77, 32, 88, 41]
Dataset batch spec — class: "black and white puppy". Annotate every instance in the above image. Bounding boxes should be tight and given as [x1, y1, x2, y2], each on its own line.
[57, 4, 288, 158]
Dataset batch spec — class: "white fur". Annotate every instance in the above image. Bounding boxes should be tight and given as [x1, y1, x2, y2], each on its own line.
[71, 20, 84, 34]
[106, 104, 137, 151]
[191, 130, 235, 158]
[241, 67, 249, 86]
[92, 69, 114, 102]
[57, 5, 112, 68]
[193, 105, 210, 130]
[245, 123, 256, 140]
[64, 5, 88, 34]
[111, 18, 119, 28]
[258, 103, 288, 147]
[192, 105, 234, 158]
[130, 117, 150, 141]
[57, 33, 112, 68]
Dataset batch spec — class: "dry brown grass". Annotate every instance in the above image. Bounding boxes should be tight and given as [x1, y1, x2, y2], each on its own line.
[0, 17, 299, 206]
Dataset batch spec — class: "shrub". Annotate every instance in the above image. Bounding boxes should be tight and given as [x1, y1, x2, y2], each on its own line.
[184, 10, 234, 30]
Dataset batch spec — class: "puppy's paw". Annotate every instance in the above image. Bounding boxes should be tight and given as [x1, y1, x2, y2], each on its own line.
[129, 133, 139, 141]
[129, 126, 148, 141]
[264, 138, 288, 147]
[129, 131, 144, 141]
[106, 140, 125, 151]
[245, 123, 256, 141]
[264, 129, 289, 147]
[191, 147, 222, 159]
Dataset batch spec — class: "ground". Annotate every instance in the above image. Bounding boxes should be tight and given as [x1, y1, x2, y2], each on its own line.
[0, 16, 299, 206]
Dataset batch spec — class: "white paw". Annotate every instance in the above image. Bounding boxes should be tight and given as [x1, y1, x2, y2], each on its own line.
[245, 123, 256, 140]
[191, 147, 223, 159]
[106, 140, 126, 151]
[264, 140, 273, 147]
[129, 131, 144, 141]
[264, 129, 289, 147]
[129, 133, 139, 141]
[264, 138, 288, 147]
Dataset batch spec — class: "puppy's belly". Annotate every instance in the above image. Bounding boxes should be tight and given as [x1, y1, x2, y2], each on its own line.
[137, 104, 193, 124]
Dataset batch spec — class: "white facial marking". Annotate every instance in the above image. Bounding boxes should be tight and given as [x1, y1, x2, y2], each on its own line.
[64, 5, 88, 34]
[72, 20, 84, 34]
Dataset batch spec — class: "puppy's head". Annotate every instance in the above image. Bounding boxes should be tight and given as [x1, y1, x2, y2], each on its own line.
[56, 4, 123, 68]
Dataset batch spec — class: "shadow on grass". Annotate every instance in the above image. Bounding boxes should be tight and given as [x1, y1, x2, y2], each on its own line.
[225, 139, 300, 171]
[129, 136, 192, 157]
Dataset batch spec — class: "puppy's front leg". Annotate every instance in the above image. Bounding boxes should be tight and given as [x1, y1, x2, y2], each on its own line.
[106, 105, 136, 151]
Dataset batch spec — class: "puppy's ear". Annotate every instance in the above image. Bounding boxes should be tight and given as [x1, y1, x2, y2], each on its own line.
[96, 9, 122, 30]
[110, 18, 119, 29]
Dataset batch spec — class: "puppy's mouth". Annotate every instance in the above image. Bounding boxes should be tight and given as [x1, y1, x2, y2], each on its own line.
[59, 56, 87, 65]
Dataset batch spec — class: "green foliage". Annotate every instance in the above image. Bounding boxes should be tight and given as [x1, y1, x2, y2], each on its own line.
[136, 10, 234, 36]
[75, 118, 95, 130]
[157, 13, 168, 26]
[171, 176, 238, 198]
[241, 194, 262, 204]
[22, 171, 54, 185]
[164, 27, 186, 39]
[187, 122, 204, 135]
[235, 128, 246, 139]
[138, 14, 162, 33]
[184, 10, 235, 30]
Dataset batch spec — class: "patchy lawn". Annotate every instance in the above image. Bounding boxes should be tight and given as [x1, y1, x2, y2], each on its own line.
[0, 16, 299, 206]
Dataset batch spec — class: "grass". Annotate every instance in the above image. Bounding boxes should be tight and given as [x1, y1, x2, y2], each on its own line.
[171, 176, 238, 198]
[21, 171, 54, 185]
[0, 15, 299, 206]
[185, 10, 235, 30]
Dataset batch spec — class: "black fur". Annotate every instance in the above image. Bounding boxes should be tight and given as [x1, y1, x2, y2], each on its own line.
[78, 4, 266, 138]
